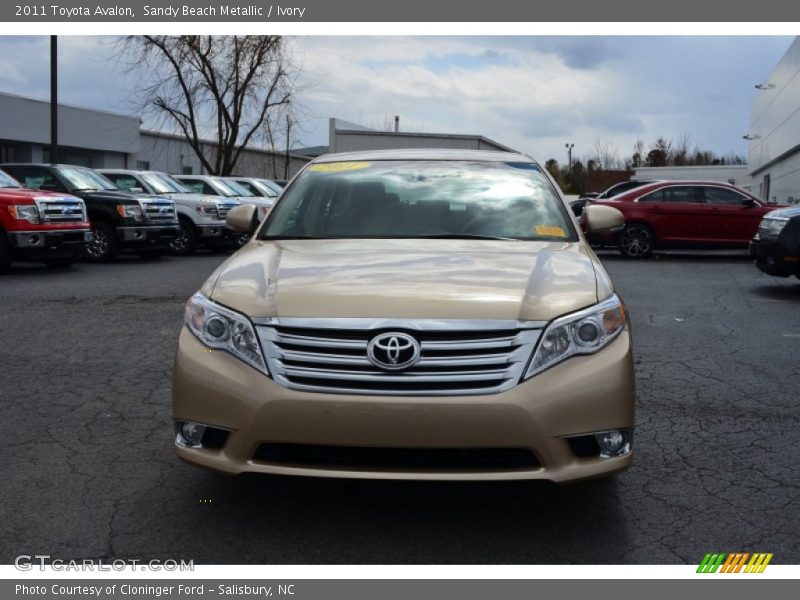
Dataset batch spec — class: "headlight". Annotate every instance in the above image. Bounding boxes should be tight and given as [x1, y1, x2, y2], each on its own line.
[524, 294, 626, 380]
[116, 204, 143, 221]
[758, 217, 789, 240]
[8, 205, 40, 224]
[196, 203, 219, 217]
[184, 292, 268, 375]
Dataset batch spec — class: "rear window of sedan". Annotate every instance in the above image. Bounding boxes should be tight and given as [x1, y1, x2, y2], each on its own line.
[260, 160, 575, 241]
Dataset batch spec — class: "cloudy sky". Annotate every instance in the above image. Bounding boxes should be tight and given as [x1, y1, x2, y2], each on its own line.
[0, 35, 793, 164]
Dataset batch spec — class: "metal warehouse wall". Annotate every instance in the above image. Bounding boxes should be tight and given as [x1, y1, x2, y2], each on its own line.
[748, 36, 800, 202]
[136, 131, 310, 179]
[0, 92, 140, 155]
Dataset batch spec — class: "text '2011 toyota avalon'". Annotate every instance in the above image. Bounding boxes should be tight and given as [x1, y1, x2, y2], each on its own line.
[172, 150, 635, 483]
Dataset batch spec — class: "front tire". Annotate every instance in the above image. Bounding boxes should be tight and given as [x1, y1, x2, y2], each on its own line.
[170, 219, 199, 255]
[618, 223, 654, 258]
[84, 222, 119, 262]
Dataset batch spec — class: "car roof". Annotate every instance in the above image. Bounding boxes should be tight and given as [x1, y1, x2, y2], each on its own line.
[311, 149, 536, 164]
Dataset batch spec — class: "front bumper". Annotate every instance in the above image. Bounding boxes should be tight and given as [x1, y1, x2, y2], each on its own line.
[116, 225, 179, 249]
[172, 327, 636, 482]
[196, 224, 241, 244]
[7, 229, 91, 259]
[750, 237, 799, 277]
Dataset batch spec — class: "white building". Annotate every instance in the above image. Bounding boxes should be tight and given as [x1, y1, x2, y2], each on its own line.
[747, 36, 800, 204]
[633, 165, 750, 188]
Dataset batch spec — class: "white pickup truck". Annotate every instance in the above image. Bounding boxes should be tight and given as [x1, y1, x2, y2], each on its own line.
[98, 169, 241, 255]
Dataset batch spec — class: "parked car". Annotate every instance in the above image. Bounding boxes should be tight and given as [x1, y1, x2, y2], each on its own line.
[0, 168, 91, 271]
[1, 164, 179, 261]
[750, 205, 800, 278]
[172, 149, 634, 483]
[173, 174, 273, 220]
[569, 181, 657, 217]
[98, 169, 241, 255]
[224, 177, 280, 201]
[589, 180, 785, 258]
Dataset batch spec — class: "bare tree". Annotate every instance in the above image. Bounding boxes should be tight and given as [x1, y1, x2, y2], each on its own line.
[591, 137, 620, 171]
[370, 115, 397, 132]
[120, 35, 296, 175]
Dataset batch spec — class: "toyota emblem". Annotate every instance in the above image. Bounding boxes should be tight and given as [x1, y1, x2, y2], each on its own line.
[367, 332, 421, 371]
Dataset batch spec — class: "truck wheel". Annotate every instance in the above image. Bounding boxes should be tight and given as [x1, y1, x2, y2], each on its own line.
[44, 257, 76, 269]
[0, 233, 11, 273]
[618, 223, 654, 258]
[170, 219, 199, 255]
[84, 222, 119, 262]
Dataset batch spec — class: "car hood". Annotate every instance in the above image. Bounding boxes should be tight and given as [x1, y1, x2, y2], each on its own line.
[81, 190, 142, 202]
[763, 205, 800, 219]
[0, 188, 81, 201]
[203, 239, 605, 321]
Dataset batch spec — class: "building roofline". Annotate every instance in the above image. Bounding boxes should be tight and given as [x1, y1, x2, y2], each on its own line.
[334, 127, 516, 153]
[0, 90, 139, 121]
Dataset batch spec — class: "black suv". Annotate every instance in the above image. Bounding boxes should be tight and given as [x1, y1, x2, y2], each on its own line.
[0, 164, 179, 261]
[750, 205, 800, 279]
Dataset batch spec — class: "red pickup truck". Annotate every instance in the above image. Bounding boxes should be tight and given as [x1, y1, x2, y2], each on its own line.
[0, 168, 91, 271]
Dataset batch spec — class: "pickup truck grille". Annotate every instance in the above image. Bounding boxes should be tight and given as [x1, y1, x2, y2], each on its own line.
[217, 202, 238, 219]
[141, 199, 177, 222]
[37, 198, 86, 223]
[257, 320, 542, 396]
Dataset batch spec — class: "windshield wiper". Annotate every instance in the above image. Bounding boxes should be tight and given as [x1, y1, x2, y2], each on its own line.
[260, 235, 331, 240]
[71, 188, 102, 192]
[416, 233, 518, 241]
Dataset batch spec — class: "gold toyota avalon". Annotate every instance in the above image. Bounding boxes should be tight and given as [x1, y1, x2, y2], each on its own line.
[172, 149, 635, 482]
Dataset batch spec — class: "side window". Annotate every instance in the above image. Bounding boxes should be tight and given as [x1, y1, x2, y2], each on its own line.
[639, 190, 663, 202]
[237, 181, 256, 194]
[202, 182, 219, 196]
[105, 175, 138, 192]
[180, 180, 205, 194]
[19, 168, 67, 192]
[662, 187, 701, 203]
[703, 187, 747, 205]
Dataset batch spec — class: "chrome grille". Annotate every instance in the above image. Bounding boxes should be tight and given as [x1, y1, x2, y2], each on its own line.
[36, 198, 86, 223]
[141, 199, 177, 222]
[257, 319, 542, 396]
[217, 202, 238, 219]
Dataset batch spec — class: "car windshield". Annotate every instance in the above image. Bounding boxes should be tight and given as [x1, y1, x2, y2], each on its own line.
[248, 180, 278, 197]
[58, 166, 117, 191]
[141, 172, 189, 194]
[260, 160, 575, 241]
[221, 179, 255, 197]
[260, 179, 283, 194]
[0, 169, 21, 188]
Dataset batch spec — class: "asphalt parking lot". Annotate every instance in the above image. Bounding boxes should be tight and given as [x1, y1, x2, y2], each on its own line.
[1, 250, 799, 565]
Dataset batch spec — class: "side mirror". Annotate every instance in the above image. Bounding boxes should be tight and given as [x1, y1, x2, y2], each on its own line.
[225, 203, 259, 234]
[742, 198, 757, 208]
[584, 204, 625, 233]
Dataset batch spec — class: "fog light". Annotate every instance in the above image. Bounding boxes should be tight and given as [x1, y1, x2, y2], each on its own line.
[178, 421, 206, 448]
[594, 430, 631, 457]
[28, 235, 41, 246]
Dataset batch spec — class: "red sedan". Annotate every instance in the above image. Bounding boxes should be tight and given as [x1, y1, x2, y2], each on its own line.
[590, 181, 785, 258]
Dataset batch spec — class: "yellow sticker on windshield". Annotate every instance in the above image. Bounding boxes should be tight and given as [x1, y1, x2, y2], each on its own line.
[309, 162, 370, 173]
[535, 225, 567, 237]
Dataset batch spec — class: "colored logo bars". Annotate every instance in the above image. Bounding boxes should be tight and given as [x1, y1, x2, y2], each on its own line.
[697, 552, 773, 573]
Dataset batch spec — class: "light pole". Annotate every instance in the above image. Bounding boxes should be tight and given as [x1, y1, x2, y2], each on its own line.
[565, 143, 574, 174]
[50, 35, 58, 164]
